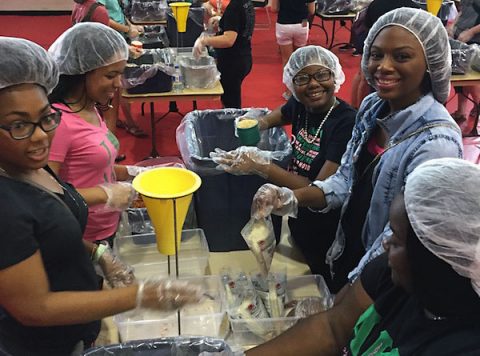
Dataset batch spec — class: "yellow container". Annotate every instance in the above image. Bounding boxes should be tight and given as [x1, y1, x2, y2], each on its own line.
[132, 167, 201, 255]
[169, 2, 191, 33]
[426, 0, 442, 16]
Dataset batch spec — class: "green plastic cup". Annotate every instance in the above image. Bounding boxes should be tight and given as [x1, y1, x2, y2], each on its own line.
[236, 118, 260, 146]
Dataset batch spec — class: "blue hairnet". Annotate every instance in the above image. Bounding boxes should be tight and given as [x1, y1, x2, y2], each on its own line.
[283, 45, 345, 100]
[0, 37, 58, 94]
[361, 7, 451, 103]
[49, 23, 129, 75]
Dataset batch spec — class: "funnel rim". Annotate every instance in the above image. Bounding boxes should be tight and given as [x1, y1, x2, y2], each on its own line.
[169, 2, 192, 7]
[132, 167, 201, 199]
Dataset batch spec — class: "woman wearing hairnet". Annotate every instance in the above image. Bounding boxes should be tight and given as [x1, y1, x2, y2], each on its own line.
[251, 8, 463, 292]
[0, 37, 205, 355]
[48, 23, 151, 247]
[211, 46, 356, 290]
[247, 158, 480, 355]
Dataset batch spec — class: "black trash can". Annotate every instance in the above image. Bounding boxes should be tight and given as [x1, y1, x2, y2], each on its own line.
[83, 336, 232, 355]
[176, 109, 292, 251]
[123, 53, 173, 94]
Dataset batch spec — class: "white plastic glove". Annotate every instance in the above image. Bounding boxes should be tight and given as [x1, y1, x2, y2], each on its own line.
[126, 164, 171, 177]
[99, 182, 136, 210]
[210, 147, 271, 178]
[207, 15, 221, 32]
[251, 183, 298, 219]
[128, 45, 144, 59]
[128, 26, 140, 39]
[136, 279, 205, 311]
[193, 35, 207, 59]
[95, 244, 136, 288]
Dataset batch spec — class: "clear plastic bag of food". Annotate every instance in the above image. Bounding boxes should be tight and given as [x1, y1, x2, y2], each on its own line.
[241, 217, 276, 276]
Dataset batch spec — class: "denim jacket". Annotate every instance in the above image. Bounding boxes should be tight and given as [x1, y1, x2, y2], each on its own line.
[312, 92, 463, 281]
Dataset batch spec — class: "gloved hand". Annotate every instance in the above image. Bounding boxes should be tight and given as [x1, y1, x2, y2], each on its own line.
[126, 164, 169, 177]
[99, 182, 136, 210]
[210, 147, 271, 178]
[193, 35, 207, 59]
[136, 25, 145, 34]
[95, 244, 136, 288]
[207, 15, 221, 32]
[128, 26, 140, 39]
[136, 278, 205, 311]
[251, 183, 298, 219]
[128, 45, 144, 59]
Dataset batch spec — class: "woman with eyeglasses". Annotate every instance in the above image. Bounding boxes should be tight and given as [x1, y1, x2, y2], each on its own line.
[250, 8, 463, 293]
[211, 46, 357, 290]
[0, 37, 204, 355]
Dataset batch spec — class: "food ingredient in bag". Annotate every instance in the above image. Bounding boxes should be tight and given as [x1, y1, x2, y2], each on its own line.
[235, 291, 272, 340]
[131, 40, 143, 49]
[242, 218, 276, 276]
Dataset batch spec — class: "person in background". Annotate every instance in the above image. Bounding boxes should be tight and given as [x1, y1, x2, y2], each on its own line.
[72, 0, 110, 25]
[270, 0, 316, 100]
[447, 0, 480, 133]
[211, 46, 356, 291]
[48, 23, 149, 246]
[98, 0, 148, 141]
[247, 158, 480, 355]
[0, 36, 205, 356]
[203, 0, 231, 16]
[193, 0, 255, 108]
[251, 8, 463, 292]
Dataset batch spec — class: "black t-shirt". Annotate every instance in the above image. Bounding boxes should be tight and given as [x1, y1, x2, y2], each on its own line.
[0, 175, 100, 355]
[277, 0, 315, 24]
[216, 0, 254, 59]
[281, 97, 356, 287]
[342, 254, 480, 355]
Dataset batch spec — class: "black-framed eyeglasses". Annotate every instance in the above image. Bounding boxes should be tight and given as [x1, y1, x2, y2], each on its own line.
[0, 107, 62, 140]
[293, 70, 332, 86]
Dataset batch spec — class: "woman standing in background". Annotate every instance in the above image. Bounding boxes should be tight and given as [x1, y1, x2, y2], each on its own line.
[271, 0, 316, 100]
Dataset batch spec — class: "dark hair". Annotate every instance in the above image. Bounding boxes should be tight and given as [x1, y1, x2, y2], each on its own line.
[406, 224, 480, 318]
[48, 74, 86, 105]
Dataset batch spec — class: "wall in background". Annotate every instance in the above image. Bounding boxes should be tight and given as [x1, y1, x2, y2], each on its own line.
[0, 0, 71, 11]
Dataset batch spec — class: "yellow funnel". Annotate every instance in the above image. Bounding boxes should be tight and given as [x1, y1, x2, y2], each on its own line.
[132, 167, 201, 255]
[169, 2, 191, 33]
[426, 0, 442, 16]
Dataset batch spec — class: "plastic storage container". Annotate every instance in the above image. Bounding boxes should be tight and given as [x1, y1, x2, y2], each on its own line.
[114, 276, 228, 341]
[123, 53, 173, 94]
[176, 109, 292, 251]
[130, 0, 168, 23]
[228, 274, 333, 348]
[137, 25, 170, 49]
[166, 7, 205, 47]
[84, 336, 233, 355]
[179, 56, 220, 89]
[114, 229, 209, 279]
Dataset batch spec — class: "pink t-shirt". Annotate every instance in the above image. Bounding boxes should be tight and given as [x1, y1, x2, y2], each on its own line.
[72, 0, 110, 25]
[49, 104, 120, 242]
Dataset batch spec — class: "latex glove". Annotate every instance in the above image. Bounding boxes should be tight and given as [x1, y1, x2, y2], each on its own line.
[193, 36, 206, 59]
[207, 15, 221, 32]
[128, 26, 140, 39]
[126, 164, 168, 177]
[96, 244, 136, 288]
[99, 182, 136, 210]
[251, 183, 298, 219]
[210, 147, 271, 178]
[136, 279, 205, 311]
[128, 46, 144, 59]
[135, 25, 145, 34]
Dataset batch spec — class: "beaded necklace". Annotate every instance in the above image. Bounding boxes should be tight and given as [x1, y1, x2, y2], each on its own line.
[304, 99, 337, 144]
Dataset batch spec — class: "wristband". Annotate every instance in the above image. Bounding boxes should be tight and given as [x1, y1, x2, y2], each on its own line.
[93, 243, 108, 262]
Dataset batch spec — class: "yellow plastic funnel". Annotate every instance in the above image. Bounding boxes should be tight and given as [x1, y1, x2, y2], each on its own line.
[132, 167, 201, 255]
[169, 2, 191, 33]
[426, 0, 442, 16]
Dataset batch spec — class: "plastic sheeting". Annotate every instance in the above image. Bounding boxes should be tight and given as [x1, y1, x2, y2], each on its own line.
[83, 336, 234, 355]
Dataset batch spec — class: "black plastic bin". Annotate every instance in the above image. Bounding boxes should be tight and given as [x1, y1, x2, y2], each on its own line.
[123, 54, 173, 94]
[166, 7, 205, 47]
[83, 336, 232, 355]
[176, 109, 292, 251]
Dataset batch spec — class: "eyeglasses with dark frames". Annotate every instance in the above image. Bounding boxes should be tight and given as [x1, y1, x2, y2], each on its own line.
[0, 107, 62, 140]
[293, 70, 332, 86]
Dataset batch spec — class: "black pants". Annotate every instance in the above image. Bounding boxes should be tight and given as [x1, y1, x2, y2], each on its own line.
[217, 54, 252, 109]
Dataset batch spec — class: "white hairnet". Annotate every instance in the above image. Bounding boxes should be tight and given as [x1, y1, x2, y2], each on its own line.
[283, 45, 345, 99]
[49, 22, 129, 75]
[361, 7, 451, 103]
[404, 158, 480, 297]
[0, 37, 58, 94]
